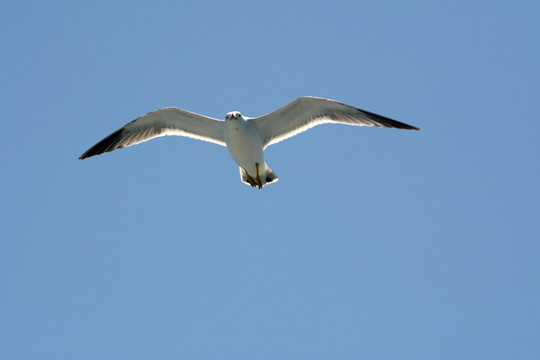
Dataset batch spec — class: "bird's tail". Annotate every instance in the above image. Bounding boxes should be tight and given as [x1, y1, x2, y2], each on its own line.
[239, 163, 278, 188]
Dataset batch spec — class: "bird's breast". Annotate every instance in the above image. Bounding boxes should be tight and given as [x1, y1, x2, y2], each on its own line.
[224, 120, 264, 167]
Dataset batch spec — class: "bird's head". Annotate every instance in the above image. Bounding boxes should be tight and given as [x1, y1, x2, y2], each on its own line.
[225, 111, 242, 121]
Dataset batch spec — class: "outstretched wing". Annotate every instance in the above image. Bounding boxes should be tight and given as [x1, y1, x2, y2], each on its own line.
[253, 96, 419, 149]
[79, 107, 225, 159]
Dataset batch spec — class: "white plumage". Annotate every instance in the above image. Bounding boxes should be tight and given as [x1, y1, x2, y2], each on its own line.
[79, 96, 419, 188]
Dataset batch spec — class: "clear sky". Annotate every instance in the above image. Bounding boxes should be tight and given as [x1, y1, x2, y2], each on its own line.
[1, 1, 539, 359]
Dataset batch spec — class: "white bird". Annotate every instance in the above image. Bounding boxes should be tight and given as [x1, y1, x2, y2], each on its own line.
[79, 96, 419, 188]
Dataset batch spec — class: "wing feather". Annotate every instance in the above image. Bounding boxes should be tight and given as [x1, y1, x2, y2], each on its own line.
[253, 97, 419, 148]
[79, 107, 225, 159]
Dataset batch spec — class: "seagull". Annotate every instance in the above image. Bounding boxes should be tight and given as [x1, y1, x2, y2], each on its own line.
[79, 96, 419, 188]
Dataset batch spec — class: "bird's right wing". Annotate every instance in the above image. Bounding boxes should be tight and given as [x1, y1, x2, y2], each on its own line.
[79, 107, 226, 159]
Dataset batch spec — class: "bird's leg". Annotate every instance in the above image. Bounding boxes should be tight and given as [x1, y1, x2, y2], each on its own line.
[255, 163, 262, 189]
[245, 170, 257, 187]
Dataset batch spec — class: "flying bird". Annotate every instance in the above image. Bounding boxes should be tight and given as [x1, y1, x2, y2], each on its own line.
[79, 96, 419, 188]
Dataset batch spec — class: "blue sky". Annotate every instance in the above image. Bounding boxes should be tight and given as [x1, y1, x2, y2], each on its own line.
[1, 1, 539, 359]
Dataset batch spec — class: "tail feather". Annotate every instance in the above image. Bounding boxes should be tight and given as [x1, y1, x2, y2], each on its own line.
[239, 164, 278, 188]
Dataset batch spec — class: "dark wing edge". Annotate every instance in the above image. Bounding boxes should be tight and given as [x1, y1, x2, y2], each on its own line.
[78, 119, 141, 159]
[329, 107, 420, 131]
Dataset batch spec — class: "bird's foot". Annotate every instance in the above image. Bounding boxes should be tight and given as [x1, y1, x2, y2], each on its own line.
[245, 172, 257, 187]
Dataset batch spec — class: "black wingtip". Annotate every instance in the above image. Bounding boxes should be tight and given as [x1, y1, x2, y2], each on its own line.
[405, 124, 420, 131]
[78, 128, 125, 160]
[78, 149, 93, 160]
[385, 122, 420, 131]
[358, 108, 420, 131]
[78, 151, 94, 160]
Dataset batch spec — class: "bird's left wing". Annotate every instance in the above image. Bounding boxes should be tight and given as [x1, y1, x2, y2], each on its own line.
[253, 96, 419, 149]
[79, 107, 225, 159]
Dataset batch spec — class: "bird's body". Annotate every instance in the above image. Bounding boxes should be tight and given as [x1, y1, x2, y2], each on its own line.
[223, 111, 277, 188]
[79, 96, 419, 188]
